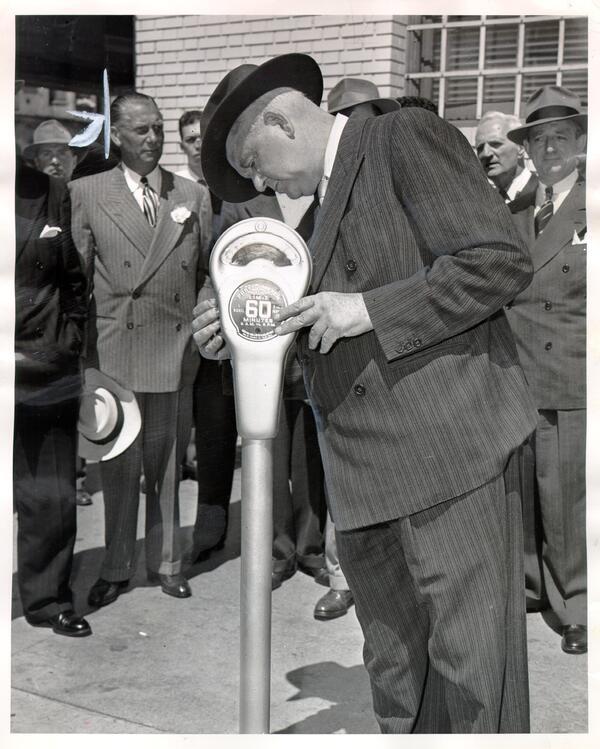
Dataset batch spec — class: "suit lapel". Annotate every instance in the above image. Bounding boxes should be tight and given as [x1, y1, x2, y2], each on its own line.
[533, 180, 586, 272]
[310, 116, 367, 291]
[99, 167, 154, 258]
[135, 169, 189, 289]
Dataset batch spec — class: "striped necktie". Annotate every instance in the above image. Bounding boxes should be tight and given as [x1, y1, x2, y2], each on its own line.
[140, 176, 158, 227]
[535, 186, 554, 237]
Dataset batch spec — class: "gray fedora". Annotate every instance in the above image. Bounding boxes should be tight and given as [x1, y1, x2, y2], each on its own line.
[507, 85, 587, 145]
[327, 78, 400, 115]
[22, 119, 76, 160]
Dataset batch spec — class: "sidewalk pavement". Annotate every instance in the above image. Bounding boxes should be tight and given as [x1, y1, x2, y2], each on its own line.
[10, 467, 587, 734]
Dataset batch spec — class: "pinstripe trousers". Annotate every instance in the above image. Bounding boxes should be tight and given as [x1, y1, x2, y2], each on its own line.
[99, 387, 193, 580]
[336, 467, 529, 733]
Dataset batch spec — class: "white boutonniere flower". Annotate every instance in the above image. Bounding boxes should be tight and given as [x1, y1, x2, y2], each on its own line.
[171, 206, 191, 224]
[39, 225, 62, 239]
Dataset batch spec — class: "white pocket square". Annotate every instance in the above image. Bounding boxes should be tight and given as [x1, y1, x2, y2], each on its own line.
[39, 225, 62, 239]
[571, 230, 586, 245]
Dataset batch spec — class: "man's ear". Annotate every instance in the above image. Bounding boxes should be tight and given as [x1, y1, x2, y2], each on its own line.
[110, 125, 122, 149]
[263, 110, 295, 139]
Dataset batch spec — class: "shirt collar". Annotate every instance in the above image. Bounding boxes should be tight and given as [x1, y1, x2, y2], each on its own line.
[318, 114, 349, 204]
[507, 168, 533, 200]
[537, 169, 578, 203]
[122, 163, 161, 194]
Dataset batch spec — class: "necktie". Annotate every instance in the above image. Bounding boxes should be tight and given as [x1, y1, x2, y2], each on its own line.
[535, 186, 554, 237]
[140, 176, 158, 227]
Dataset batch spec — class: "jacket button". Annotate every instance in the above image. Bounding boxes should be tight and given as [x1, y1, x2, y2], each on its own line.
[545, 341, 552, 351]
[504, 301, 513, 310]
[181, 261, 188, 270]
[124, 260, 131, 268]
[562, 264, 570, 273]
[132, 290, 141, 299]
[404, 341, 413, 352]
[36, 260, 44, 270]
[345, 259, 357, 273]
[354, 384, 366, 396]
[544, 301, 552, 311]
[414, 339, 422, 347]
[176, 323, 182, 331]
[34, 326, 44, 337]
[127, 322, 134, 330]
[174, 293, 181, 303]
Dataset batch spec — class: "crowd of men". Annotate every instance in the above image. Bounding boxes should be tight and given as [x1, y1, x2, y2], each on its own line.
[14, 52, 587, 733]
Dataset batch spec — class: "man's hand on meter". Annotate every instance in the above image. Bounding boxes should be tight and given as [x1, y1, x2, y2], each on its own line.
[273, 292, 373, 354]
[192, 298, 231, 360]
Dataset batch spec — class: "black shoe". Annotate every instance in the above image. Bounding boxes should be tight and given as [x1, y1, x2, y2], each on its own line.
[76, 489, 93, 506]
[314, 589, 354, 620]
[31, 610, 92, 637]
[148, 572, 191, 598]
[313, 567, 330, 588]
[561, 625, 587, 655]
[272, 566, 296, 591]
[88, 578, 128, 608]
[188, 536, 226, 565]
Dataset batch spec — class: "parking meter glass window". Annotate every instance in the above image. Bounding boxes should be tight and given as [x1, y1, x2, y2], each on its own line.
[230, 243, 293, 267]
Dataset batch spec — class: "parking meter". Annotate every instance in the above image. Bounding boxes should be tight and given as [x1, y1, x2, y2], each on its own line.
[210, 217, 312, 439]
[209, 217, 312, 734]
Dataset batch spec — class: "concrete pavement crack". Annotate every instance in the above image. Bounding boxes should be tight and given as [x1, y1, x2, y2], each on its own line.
[11, 686, 170, 733]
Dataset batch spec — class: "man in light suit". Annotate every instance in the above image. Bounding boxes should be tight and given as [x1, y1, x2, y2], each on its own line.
[192, 55, 537, 732]
[504, 85, 587, 655]
[70, 92, 208, 606]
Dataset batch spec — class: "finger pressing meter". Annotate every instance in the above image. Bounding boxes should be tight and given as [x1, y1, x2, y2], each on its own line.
[210, 217, 312, 439]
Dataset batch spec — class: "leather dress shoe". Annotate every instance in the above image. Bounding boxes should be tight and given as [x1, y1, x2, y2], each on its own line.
[561, 625, 587, 655]
[148, 572, 191, 598]
[32, 610, 92, 637]
[76, 489, 93, 506]
[314, 589, 354, 620]
[313, 567, 330, 588]
[88, 578, 128, 608]
[272, 566, 296, 591]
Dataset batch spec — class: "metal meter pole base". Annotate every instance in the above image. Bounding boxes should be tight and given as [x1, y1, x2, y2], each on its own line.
[239, 437, 274, 734]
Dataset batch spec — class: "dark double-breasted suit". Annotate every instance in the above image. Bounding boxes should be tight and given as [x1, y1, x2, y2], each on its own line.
[505, 177, 586, 627]
[299, 109, 538, 732]
[69, 166, 207, 580]
[14, 162, 87, 622]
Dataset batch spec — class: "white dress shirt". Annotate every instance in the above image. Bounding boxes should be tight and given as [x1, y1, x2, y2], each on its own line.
[318, 114, 349, 204]
[122, 164, 161, 212]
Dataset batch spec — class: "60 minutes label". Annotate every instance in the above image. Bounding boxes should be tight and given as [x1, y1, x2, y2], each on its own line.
[229, 279, 287, 342]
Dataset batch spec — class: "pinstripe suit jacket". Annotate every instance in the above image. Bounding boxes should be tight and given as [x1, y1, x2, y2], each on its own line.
[505, 178, 586, 409]
[70, 166, 208, 392]
[300, 109, 538, 530]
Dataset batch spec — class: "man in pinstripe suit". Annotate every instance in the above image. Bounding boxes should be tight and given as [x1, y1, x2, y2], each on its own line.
[193, 55, 538, 733]
[70, 93, 209, 606]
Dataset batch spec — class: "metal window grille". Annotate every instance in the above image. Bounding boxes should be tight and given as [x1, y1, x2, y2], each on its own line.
[406, 15, 587, 123]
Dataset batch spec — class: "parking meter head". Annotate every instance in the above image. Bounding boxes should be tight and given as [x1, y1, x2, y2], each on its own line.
[210, 218, 312, 439]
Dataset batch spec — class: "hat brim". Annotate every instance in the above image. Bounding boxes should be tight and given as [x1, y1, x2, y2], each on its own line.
[78, 369, 141, 462]
[201, 54, 323, 203]
[329, 96, 400, 115]
[508, 113, 587, 144]
[22, 141, 82, 161]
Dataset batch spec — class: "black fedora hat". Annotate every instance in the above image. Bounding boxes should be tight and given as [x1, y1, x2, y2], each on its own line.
[200, 54, 323, 203]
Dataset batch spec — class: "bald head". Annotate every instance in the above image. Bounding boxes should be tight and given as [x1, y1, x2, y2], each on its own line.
[225, 88, 333, 199]
[475, 111, 524, 191]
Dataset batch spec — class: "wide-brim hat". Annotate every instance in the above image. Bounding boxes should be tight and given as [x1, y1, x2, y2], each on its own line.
[78, 369, 141, 462]
[508, 85, 587, 145]
[22, 119, 78, 160]
[200, 53, 323, 203]
[327, 77, 400, 116]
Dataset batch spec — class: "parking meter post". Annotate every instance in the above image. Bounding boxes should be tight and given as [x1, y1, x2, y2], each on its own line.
[209, 218, 312, 735]
[239, 437, 273, 734]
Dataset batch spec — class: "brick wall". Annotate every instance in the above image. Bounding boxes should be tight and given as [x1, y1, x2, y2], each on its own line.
[135, 15, 410, 170]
